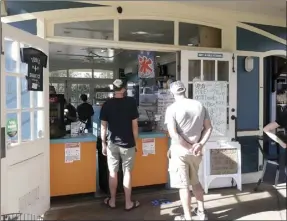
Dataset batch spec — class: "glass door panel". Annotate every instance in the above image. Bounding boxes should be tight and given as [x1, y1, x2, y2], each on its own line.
[203, 60, 215, 81]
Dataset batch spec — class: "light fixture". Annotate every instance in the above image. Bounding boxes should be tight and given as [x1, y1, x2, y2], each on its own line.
[245, 56, 254, 72]
[131, 31, 148, 35]
[156, 55, 160, 58]
[187, 43, 194, 46]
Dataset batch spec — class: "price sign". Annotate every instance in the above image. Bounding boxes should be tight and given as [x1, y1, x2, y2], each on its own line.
[95, 92, 108, 99]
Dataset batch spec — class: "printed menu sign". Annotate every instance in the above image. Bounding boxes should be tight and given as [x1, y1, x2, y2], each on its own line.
[210, 148, 238, 175]
[20, 47, 48, 91]
[193, 81, 227, 137]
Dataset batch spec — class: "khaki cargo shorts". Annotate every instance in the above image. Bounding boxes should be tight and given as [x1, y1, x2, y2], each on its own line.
[107, 142, 136, 173]
[168, 151, 202, 188]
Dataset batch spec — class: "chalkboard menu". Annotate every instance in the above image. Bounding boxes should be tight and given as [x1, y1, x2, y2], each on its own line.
[193, 81, 227, 137]
[210, 148, 238, 175]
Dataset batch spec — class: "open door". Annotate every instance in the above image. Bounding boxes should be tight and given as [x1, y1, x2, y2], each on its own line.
[181, 50, 237, 141]
[1, 23, 50, 215]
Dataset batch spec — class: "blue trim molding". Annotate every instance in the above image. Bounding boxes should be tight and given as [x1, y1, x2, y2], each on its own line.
[6, 1, 105, 16]
[237, 27, 285, 52]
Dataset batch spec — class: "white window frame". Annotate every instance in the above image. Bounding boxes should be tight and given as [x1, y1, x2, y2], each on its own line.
[49, 68, 114, 105]
[4, 39, 45, 146]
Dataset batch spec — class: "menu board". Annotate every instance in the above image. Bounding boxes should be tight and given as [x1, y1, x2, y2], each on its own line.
[193, 81, 227, 137]
[210, 148, 238, 175]
[156, 89, 174, 131]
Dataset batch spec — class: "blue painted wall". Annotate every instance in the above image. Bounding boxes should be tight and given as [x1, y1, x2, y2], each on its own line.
[236, 25, 286, 173]
[6, 1, 103, 16]
[244, 22, 287, 40]
[238, 136, 260, 173]
[237, 27, 285, 52]
[10, 19, 37, 35]
[237, 56, 259, 131]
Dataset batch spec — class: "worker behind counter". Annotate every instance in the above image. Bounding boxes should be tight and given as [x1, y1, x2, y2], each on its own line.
[77, 94, 95, 129]
[64, 98, 77, 126]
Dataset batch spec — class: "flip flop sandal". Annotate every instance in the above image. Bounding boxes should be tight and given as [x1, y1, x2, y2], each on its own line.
[104, 197, 116, 209]
[125, 201, 140, 211]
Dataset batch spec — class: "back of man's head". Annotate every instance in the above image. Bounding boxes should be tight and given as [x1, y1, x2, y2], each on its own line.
[80, 94, 88, 102]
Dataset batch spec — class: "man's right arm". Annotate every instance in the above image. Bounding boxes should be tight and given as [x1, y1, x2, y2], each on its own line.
[131, 99, 139, 141]
[263, 122, 286, 148]
[198, 107, 213, 146]
[99, 103, 108, 142]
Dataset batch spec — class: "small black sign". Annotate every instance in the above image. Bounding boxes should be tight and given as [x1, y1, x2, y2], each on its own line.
[20, 47, 48, 91]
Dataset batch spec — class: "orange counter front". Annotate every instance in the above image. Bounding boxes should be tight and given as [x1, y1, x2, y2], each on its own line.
[50, 134, 97, 197]
[132, 132, 169, 187]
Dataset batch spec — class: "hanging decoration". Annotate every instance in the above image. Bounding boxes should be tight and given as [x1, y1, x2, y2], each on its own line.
[20, 47, 48, 91]
[138, 51, 155, 78]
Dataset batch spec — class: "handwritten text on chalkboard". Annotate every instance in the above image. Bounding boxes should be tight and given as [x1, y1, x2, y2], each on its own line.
[193, 81, 227, 137]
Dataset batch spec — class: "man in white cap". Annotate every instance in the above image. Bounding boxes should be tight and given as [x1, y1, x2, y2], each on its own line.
[100, 79, 140, 211]
[165, 81, 212, 220]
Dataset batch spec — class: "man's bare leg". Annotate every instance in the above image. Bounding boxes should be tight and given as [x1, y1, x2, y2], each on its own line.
[179, 188, 192, 220]
[192, 183, 207, 220]
[123, 170, 134, 209]
[192, 183, 204, 211]
[108, 171, 118, 207]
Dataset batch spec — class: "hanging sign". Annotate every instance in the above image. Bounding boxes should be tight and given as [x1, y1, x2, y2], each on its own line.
[198, 53, 223, 58]
[6, 119, 18, 138]
[142, 138, 156, 156]
[20, 47, 48, 91]
[65, 142, 81, 163]
[138, 51, 155, 78]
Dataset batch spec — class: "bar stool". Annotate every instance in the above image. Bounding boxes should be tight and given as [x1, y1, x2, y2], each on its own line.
[254, 135, 285, 191]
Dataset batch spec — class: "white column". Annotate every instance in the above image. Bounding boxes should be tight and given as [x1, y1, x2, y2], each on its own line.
[114, 19, 119, 42]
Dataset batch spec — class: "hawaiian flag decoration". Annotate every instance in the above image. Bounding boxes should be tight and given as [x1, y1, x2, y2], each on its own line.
[138, 51, 155, 78]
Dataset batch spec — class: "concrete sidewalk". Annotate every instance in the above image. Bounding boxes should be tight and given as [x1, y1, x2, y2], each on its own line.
[45, 183, 286, 220]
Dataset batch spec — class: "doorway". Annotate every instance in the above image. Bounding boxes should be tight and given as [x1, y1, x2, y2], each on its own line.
[181, 51, 236, 141]
[263, 55, 287, 155]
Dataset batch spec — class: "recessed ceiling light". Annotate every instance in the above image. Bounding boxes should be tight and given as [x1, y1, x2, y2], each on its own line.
[131, 31, 148, 35]
[156, 55, 160, 58]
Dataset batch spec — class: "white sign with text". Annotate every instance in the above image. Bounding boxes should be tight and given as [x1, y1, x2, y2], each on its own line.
[193, 81, 228, 138]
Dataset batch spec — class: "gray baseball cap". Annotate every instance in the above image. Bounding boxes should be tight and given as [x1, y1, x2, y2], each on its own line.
[169, 81, 186, 94]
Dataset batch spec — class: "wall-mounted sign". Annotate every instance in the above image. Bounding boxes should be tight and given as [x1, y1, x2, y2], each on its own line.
[138, 51, 155, 78]
[20, 47, 48, 91]
[198, 53, 223, 58]
[6, 119, 18, 138]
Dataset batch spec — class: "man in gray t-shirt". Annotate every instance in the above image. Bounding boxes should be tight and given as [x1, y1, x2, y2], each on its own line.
[165, 81, 212, 221]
